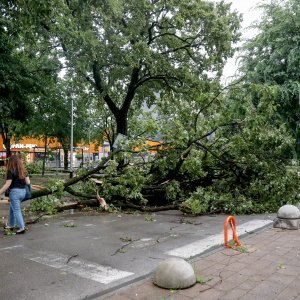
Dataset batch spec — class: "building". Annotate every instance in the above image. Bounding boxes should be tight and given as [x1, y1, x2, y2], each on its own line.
[0, 136, 110, 167]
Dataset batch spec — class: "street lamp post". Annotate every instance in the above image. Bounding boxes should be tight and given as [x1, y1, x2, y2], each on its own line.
[70, 98, 74, 178]
[88, 129, 90, 166]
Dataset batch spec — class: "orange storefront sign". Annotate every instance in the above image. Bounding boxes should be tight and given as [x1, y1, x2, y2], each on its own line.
[0, 136, 106, 156]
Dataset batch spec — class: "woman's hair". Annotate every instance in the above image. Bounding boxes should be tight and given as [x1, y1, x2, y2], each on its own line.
[6, 155, 26, 179]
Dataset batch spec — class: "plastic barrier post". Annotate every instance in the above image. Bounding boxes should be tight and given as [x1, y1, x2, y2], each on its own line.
[224, 215, 241, 248]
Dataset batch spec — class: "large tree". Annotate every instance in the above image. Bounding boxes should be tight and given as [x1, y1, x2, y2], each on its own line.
[15, 0, 241, 141]
[22, 76, 93, 170]
[0, 10, 35, 157]
[240, 0, 300, 156]
[0, 1, 61, 157]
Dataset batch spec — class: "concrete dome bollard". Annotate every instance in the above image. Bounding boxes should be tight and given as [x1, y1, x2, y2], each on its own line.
[273, 204, 300, 230]
[153, 258, 196, 289]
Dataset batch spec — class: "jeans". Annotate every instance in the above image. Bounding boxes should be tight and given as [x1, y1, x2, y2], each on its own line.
[9, 188, 26, 229]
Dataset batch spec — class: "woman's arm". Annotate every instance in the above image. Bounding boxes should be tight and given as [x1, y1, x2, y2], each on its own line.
[0, 179, 12, 195]
[25, 176, 30, 185]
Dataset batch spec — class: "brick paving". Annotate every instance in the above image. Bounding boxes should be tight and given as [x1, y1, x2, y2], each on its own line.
[103, 228, 300, 300]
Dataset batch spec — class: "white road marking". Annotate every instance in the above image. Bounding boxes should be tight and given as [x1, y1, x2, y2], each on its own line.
[140, 238, 153, 242]
[166, 219, 273, 259]
[25, 251, 134, 284]
[0, 245, 134, 284]
[0, 245, 23, 250]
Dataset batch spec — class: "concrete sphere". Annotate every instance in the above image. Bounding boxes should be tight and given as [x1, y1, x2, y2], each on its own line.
[153, 258, 196, 289]
[277, 205, 300, 219]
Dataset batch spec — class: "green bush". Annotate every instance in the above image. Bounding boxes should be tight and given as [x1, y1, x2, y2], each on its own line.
[28, 195, 62, 214]
[0, 167, 6, 178]
[25, 160, 44, 174]
[183, 168, 299, 215]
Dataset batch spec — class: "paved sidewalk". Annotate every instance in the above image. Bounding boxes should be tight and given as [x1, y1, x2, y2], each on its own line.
[103, 228, 300, 300]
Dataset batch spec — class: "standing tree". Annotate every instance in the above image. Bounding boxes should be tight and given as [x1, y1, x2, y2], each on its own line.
[8, 1, 298, 214]
[0, 1, 61, 158]
[24, 76, 92, 170]
[0, 11, 35, 157]
[240, 0, 300, 157]
[16, 0, 241, 141]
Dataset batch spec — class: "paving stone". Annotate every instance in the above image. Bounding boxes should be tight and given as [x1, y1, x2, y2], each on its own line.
[247, 258, 273, 271]
[276, 264, 300, 276]
[239, 292, 268, 300]
[275, 287, 300, 300]
[268, 273, 295, 285]
[237, 254, 258, 264]
[260, 253, 284, 263]
[192, 288, 223, 300]
[249, 249, 271, 258]
[238, 280, 260, 291]
[202, 275, 222, 287]
[225, 261, 248, 272]
[214, 280, 238, 292]
[193, 259, 215, 271]
[285, 258, 300, 267]
[206, 251, 232, 263]
[125, 281, 170, 299]
[127, 282, 170, 299]
[249, 280, 286, 298]
[157, 293, 192, 300]
[222, 288, 248, 300]
[105, 228, 300, 300]
[287, 277, 300, 289]
[176, 283, 211, 298]
[202, 264, 228, 276]
[246, 274, 267, 283]
[218, 269, 237, 279]
[225, 273, 249, 285]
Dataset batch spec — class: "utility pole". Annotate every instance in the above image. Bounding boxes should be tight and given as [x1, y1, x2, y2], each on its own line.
[70, 98, 74, 178]
[88, 128, 91, 166]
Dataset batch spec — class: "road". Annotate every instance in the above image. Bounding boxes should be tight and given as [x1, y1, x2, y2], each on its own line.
[0, 201, 275, 300]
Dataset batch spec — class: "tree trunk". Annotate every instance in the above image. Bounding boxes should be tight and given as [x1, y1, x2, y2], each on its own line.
[63, 148, 69, 170]
[42, 135, 47, 176]
[116, 110, 128, 136]
[1, 125, 11, 158]
[30, 150, 119, 200]
[4, 136, 11, 159]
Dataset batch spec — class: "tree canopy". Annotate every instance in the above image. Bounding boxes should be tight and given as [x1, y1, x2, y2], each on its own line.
[2, 0, 299, 215]
[240, 0, 300, 156]
[15, 0, 241, 139]
[0, 1, 61, 156]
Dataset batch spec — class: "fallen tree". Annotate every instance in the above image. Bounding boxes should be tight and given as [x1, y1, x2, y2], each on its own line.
[29, 92, 299, 216]
[30, 150, 117, 200]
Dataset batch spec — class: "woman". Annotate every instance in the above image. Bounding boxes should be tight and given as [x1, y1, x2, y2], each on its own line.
[0, 155, 30, 234]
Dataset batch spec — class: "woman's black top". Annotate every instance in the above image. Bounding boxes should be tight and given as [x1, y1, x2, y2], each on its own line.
[6, 170, 26, 189]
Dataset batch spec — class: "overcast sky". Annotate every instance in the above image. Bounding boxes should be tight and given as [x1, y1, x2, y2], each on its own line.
[222, 0, 270, 83]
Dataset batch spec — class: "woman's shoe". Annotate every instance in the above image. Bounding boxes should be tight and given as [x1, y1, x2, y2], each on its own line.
[16, 229, 26, 234]
[3, 225, 14, 231]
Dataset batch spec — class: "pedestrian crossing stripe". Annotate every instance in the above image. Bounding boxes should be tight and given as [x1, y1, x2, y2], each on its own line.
[0, 246, 134, 284]
[26, 251, 134, 284]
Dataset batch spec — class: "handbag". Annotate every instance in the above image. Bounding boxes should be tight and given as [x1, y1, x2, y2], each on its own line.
[23, 184, 32, 201]
[4, 188, 10, 197]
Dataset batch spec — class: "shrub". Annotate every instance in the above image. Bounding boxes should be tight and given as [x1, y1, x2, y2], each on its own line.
[28, 195, 62, 214]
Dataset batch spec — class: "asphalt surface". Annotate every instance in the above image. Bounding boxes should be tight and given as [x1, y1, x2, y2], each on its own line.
[0, 200, 275, 300]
